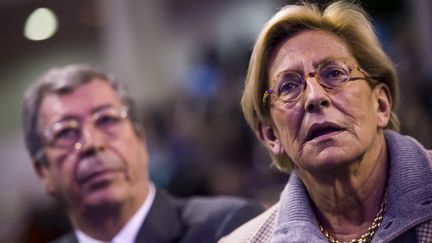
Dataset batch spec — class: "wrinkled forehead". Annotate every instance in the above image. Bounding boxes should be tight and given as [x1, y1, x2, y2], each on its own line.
[267, 30, 355, 78]
[38, 78, 123, 128]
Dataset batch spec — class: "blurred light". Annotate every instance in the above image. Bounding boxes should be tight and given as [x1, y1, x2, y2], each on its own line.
[24, 8, 58, 41]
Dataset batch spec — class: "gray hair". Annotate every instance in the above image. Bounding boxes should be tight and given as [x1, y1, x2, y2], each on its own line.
[23, 64, 143, 164]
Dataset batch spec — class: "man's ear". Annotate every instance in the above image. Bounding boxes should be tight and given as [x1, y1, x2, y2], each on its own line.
[374, 83, 392, 128]
[135, 124, 146, 139]
[256, 120, 284, 156]
[33, 159, 56, 196]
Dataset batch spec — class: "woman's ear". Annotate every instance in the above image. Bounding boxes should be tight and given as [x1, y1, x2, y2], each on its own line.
[374, 83, 392, 128]
[256, 120, 284, 156]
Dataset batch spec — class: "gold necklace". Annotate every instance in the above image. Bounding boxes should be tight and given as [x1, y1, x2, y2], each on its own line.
[318, 191, 387, 243]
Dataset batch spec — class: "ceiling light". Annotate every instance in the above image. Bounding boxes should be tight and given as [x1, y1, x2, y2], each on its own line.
[24, 8, 58, 41]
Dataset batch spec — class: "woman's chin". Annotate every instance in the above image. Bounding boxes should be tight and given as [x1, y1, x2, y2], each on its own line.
[297, 147, 358, 174]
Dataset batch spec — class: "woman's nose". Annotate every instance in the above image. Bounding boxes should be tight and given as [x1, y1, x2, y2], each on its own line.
[303, 77, 331, 113]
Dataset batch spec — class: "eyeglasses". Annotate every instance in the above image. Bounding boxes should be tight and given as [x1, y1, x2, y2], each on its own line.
[42, 106, 129, 150]
[262, 59, 372, 105]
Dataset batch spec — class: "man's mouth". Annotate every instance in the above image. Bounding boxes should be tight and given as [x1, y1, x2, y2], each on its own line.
[305, 122, 344, 142]
[75, 156, 124, 185]
[77, 170, 106, 184]
[76, 168, 121, 184]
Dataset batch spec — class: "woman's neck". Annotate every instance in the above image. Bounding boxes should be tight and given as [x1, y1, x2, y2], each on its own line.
[298, 133, 388, 241]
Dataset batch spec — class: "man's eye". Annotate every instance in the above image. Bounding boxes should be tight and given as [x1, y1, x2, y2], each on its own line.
[95, 115, 121, 127]
[54, 128, 79, 141]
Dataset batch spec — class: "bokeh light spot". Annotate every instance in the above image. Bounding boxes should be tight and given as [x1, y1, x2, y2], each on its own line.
[24, 8, 58, 41]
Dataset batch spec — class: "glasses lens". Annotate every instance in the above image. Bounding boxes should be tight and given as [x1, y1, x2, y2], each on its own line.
[93, 109, 126, 135]
[318, 61, 350, 88]
[44, 107, 128, 149]
[276, 72, 304, 102]
[50, 121, 80, 148]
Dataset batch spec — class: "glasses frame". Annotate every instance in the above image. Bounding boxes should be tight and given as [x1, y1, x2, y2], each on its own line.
[262, 60, 372, 106]
[42, 106, 129, 150]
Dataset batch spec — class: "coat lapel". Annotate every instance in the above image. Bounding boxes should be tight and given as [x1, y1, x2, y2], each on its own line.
[134, 189, 184, 243]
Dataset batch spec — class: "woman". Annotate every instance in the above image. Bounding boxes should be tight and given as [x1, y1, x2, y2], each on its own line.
[221, 1, 432, 242]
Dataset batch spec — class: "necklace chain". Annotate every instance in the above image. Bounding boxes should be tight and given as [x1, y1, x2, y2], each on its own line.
[318, 191, 387, 243]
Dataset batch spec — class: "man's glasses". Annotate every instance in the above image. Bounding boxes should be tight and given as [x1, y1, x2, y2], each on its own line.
[263, 59, 372, 105]
[42, 106, 128, 150]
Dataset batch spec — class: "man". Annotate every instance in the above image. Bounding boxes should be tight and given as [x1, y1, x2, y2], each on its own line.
[22, 64, 262, 243]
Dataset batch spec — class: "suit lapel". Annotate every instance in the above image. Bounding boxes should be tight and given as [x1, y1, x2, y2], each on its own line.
[134, 189, 184, 243]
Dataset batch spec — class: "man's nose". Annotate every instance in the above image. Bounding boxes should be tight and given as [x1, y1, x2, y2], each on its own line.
[76, 123, 106, 156]
[303, 77, 331, 113]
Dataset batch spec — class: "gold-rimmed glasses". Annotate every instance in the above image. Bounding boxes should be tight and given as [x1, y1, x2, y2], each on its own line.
[42, 106, 128, 150]
[262, 59, 373, 106]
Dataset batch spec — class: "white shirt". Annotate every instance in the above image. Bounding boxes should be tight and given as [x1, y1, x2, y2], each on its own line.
[75, 183, 156, 243]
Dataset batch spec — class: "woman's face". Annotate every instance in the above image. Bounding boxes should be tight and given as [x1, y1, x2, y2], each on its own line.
[262, 30, 390, 173]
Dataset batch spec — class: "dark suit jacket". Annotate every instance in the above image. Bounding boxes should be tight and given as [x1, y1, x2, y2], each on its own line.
[51, 188, 263, 243]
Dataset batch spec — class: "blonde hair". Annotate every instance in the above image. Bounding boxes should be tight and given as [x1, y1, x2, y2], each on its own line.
[241, 1, 399, 172]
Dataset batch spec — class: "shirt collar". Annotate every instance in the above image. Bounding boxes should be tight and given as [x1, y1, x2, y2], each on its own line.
[75, 183, 156, 243]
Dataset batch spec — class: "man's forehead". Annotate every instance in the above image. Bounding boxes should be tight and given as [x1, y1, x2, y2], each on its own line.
[39, 79, 122, 124]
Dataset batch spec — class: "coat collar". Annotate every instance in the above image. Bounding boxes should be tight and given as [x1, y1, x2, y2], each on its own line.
[59, 189, 184, 243]
[273, 130, 432, 243]
[134, 188, 184, 243]
[374, 130, 432, 242]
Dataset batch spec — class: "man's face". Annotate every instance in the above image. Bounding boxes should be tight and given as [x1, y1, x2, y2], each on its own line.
[36, 79, 149, 213]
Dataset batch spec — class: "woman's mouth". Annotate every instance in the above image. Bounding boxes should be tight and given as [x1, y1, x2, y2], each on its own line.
[305, 123, 344, 142]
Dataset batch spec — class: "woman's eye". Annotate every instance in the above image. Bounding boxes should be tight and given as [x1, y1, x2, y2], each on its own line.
[325, 69, 344, 78]
[321, 66, 348, 82]
[278, 81, 300, 94]
[328, 70, 343, 77]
